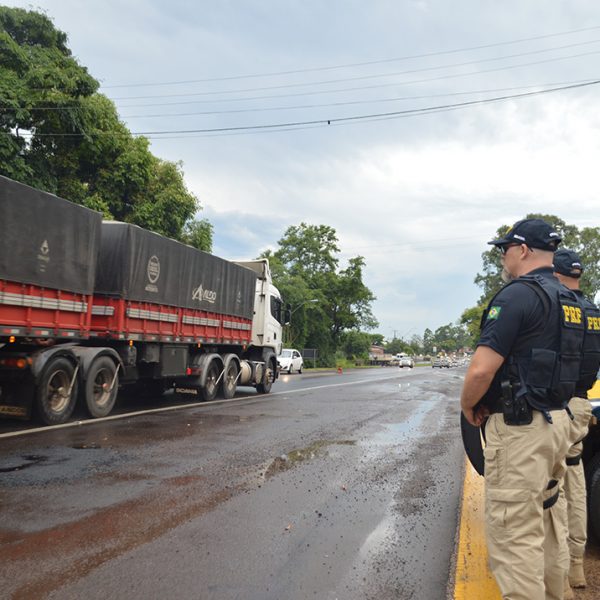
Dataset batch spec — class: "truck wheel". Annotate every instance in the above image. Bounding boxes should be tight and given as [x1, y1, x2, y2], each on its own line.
[36, 357, 78, 425]
[85, 357, 118, 418]
[587, 455, 600, 542]
[257, 359, 275, 394]
[201, 361, 220, 402]
[222, 361, 238, 399]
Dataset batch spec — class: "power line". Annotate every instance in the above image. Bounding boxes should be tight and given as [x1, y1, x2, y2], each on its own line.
[4, 78, 593, 117]
[110, 50, 600, 107]
[107, 39, 600, 101]
[5, 50, 600, 117]
[117, 79, 599, 119]
[100, 24, 600, 88]
[7, 79, 599, 140]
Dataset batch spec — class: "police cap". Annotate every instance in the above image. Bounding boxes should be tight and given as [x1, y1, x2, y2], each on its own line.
[488, 218, 562, 251]
[553, 248, 584, 278]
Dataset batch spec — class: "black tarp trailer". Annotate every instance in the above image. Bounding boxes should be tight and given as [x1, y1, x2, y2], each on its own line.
[0, 176, 281, 425]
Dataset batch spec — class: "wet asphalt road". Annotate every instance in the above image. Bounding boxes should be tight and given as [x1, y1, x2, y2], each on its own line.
[0, 367, 466, 600]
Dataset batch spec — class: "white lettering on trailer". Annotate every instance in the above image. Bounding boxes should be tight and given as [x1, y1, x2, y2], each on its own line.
[192, 284, 217, 304]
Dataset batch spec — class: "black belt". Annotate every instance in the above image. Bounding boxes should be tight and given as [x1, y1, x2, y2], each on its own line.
[566, 454, 582, 466]
[544, 491, 559, 510]
[544, 479, 559, 510]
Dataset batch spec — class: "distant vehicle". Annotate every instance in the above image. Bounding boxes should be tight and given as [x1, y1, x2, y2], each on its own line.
[399, 356, 414, 368]
[432, 358, 450, 368]
[278, 348, 303, 374]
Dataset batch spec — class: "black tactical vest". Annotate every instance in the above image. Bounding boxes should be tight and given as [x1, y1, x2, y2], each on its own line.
[576, 292, 600, 396]
[479, 272, 585, 412]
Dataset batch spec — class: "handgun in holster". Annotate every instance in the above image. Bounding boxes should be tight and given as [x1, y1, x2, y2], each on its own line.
[501, 380, 532, 425]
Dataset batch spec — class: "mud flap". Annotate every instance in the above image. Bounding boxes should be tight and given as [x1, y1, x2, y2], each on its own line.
[0, 380, 35, 420]
[460, 412, 485, 476]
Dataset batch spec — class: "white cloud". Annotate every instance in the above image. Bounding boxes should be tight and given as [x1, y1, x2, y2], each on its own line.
[7, 0, 600, 336]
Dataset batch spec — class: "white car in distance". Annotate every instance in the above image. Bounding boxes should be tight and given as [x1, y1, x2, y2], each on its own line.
[399, 356, 414, 368]
[278, 348, 304, 374]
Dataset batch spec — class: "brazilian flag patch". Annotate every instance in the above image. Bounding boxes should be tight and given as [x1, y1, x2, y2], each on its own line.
[488, 306, 502, 320]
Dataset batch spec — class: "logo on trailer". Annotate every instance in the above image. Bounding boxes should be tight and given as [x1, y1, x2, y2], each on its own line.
[37, 239, 50, 272]
[192, 284, 217, 304]
[147, 255, 160, 283]
[145, 255, 160, 293]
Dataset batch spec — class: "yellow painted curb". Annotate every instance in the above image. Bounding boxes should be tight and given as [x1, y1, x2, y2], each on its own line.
[453, 459, 501, 600]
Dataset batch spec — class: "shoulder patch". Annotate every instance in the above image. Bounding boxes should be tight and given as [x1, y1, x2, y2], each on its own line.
[487, 306, 502, 320]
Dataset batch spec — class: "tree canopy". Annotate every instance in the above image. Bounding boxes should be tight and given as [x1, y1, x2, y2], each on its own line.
[463, 213, 600, 349]
[262, 222, 378, 366]
[474, 213, 600, 303]
[0, 6, 212, 250]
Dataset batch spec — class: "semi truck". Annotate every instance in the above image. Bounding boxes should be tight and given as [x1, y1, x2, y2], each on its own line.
[0, 175, 287, 425]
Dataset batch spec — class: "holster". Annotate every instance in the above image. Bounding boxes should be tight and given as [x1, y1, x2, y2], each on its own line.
[501, 380, 533, 425]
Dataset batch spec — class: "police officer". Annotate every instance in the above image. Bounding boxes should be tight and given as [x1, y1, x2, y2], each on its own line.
[553, 249, 598, 594]
[460, 218, 585, 600]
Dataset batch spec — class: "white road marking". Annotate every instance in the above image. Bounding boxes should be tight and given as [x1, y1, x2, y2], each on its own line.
[0, 372, 416, 439]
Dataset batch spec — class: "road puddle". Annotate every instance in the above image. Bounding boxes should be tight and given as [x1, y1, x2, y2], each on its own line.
[362, 403, 431, 447]
[264, 439, 355, 478]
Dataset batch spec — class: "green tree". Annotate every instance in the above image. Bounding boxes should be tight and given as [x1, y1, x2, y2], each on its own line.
[422, 328, 434, 354]
[181, 218, 214, 252]
[460, 305, 485, 349]
[341, 330, 372, 360]
[0, 6, 212, 249]
[474, 214, 600, 303]
[262, 223, 378, 365]
[385, 337, 411, 355]
[369, 333, 385, 346]
[408, 334, 423, 355]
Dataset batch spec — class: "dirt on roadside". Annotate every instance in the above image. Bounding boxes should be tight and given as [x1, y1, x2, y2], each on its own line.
[577, 541, 600, 599]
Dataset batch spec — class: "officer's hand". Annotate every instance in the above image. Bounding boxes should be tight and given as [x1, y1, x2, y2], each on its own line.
[463, 405, 489, 427]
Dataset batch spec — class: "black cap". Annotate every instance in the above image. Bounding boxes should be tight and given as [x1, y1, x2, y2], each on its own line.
[553, 249, 584, 277]
[488, 218, 562, 251]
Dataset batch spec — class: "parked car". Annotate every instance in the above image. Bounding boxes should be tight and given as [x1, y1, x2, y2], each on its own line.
[278, 348, 303, 374]
[432, 357, 450, 368]
[399, 356, 414, 368]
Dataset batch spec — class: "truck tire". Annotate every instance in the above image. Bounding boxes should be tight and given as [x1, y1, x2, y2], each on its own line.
[84, 357, 118, 418]
[587, 454, 600, 542]
[257, 358, 275, 394]
[201, 360, 220, 402]
[222, 361, 238, 399]
[36, 357, 78, 425]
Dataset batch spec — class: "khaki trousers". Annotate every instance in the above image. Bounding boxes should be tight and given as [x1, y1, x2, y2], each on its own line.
[563, 397, 592, 560]
[484, 410, 571, 600]
[543, 482, 569, 600]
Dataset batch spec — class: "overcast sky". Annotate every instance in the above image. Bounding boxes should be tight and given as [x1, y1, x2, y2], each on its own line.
[7, 1, 600, 340]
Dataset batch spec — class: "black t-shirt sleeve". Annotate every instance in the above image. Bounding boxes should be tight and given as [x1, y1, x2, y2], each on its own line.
[477, 283, 542, 357]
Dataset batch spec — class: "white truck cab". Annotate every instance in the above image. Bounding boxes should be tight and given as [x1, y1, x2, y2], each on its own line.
[235, 259, 284, 356]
